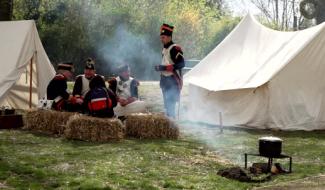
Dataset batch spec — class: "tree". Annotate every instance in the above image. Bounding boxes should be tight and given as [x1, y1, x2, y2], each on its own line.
[251, 0, 301, 30]
[205, 0, 225, 11]
[12, 0, 236, 79]
[0, 0, 13, 21]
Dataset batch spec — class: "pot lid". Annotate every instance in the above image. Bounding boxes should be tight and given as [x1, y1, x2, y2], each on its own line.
[259, 136, 282, 142]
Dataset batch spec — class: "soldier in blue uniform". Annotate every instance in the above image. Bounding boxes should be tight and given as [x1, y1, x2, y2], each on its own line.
[84, 75, 117, 118]
[46, 62, 74, 111]
[72, 58, 101, 98]
[155, 23, 185, 118]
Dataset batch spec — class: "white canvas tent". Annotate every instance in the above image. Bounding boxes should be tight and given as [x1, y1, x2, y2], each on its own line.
[0, 20, 55, 109]
[184, 13, 325, 131]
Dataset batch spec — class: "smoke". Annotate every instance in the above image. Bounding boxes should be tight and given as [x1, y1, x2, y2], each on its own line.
[178, 84, 246, 163]
[97, 25, 161, 80]
[181, 84, 224, 124]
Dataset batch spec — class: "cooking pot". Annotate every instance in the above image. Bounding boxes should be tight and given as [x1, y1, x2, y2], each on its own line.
[259, 136, 282, 157]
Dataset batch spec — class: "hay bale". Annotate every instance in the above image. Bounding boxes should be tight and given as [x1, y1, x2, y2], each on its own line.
[24, 109, 75, 135]
[125, 113, 179, 139]
[64, 115, 125, 142]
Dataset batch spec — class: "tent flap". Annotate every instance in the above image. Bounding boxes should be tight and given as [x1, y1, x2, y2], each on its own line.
[184, 14, 325, 130]
[0, 20, 55, 109]
[185, 13, 325, 91]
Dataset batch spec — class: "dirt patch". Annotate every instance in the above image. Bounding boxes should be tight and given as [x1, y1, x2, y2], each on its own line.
[253, 174, 325, 190]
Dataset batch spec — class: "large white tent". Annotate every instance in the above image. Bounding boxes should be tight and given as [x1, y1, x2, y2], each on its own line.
[0, 20, 55, 109]
[184, 13, 325, 131]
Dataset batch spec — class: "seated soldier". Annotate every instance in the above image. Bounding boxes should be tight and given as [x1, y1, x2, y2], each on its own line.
[46, 62, 74, 111]
[83, 75, 117, 118]
[72, 57, 101, 98]
[71, 58, 104, 111]
[108, 64, 147, 118]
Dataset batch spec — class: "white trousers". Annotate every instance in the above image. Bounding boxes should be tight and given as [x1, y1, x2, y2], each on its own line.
[113, 100, 147, 116]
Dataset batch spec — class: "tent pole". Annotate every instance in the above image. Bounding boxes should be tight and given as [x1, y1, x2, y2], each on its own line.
[219, 112, 223, 134]
[29, 56, 33, 109]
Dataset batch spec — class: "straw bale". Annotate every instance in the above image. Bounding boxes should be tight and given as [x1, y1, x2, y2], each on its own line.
[64, 115, 125, 142]
[125, 113, 179, 139]
[23, 109, 75, 135]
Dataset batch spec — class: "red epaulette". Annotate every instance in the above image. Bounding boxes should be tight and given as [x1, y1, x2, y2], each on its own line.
[174, 45, 182, 52]
[54, 74, 66, 80]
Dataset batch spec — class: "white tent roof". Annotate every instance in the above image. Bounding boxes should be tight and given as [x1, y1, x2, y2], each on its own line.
[184, 13, 325, 91]
[0, 20, 55, 109]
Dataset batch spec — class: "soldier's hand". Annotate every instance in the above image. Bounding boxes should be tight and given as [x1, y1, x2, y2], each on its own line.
[154, 65, 166, 71]
[75, 97, 83, 104]
[119, 98, 128, 107]
[69, 96, 77, 104]
[68, 95, 73, 101]
[127, 97, 136, 104]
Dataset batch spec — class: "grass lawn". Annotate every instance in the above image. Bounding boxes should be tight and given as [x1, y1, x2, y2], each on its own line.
[0, 82, 324, 189]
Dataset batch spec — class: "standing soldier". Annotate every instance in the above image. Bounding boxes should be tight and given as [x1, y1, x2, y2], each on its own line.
[155, 23, 185, 118]
[46, 62, 74, 111]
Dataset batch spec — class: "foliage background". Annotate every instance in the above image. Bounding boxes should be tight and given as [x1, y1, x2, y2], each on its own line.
[12, 0, 239, 79]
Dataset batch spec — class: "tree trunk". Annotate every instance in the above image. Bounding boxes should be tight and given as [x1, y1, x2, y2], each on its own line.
[0, 0, 13, 21]
[292, 0, 298, 30]
[275, 0, 279, 25]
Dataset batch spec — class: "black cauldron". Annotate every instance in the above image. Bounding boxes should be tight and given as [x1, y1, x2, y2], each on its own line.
[259, 136, 282, 157]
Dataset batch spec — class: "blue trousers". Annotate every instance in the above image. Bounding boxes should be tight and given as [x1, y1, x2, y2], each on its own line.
[160, 76, 180, 118]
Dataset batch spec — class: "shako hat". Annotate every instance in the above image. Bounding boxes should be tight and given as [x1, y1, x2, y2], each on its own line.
[117, 64, 130, 73]
[160, 23, 174, 36]
[57, 61, 74, 72]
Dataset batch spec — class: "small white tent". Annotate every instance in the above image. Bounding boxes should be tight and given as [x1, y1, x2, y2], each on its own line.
[0, 20, 55, 109]
[184, 13, 325, 131]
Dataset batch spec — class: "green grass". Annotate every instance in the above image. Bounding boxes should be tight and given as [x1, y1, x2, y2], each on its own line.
[0, 130, 247, 190]
[1, 82, 324, 189]
[0, 128, 324, 189]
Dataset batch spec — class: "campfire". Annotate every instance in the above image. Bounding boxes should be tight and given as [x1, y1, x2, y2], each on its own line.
[218, 136, 292, 182]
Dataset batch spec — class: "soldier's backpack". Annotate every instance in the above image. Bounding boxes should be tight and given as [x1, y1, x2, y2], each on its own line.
[88, 87, 112, 112]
